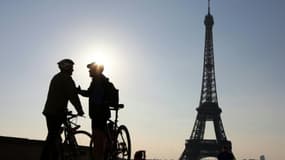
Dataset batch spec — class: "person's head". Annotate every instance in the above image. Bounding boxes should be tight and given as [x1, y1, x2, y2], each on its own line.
[57, 59, 74, 75]
[87, 62, 104, 77]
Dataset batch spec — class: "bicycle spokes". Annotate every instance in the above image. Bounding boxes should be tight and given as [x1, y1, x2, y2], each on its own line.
[115, 125, 131, 160]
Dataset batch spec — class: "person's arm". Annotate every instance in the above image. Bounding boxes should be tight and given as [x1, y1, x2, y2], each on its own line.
[66, 77, 84, 116]
[77, 85, 89, 97]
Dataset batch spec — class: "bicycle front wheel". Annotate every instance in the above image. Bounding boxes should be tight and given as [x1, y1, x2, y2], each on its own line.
[72, 130, 92, 160]
[115, 125, 131, 160]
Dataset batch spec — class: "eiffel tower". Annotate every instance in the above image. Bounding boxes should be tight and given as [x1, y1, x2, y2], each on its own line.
[180, 1, 234, 160]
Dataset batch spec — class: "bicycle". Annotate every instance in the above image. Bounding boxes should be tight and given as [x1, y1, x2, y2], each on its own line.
[90, 104, 131, 160]
[61, 111, 92, 160]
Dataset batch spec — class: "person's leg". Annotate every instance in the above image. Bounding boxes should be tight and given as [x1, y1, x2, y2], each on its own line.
[40, 117, 50, 160]
[92, 119, 107, 160]
[41, 116, 63, 160]
[93, 128, 107, 160]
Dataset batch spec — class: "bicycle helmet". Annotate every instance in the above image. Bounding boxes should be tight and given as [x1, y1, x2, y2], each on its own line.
[58, 59, 74, 71]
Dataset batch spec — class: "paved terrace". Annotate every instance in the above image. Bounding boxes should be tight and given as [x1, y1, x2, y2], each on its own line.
[0, 136, 91, 160]
[0, 136, 43, 159]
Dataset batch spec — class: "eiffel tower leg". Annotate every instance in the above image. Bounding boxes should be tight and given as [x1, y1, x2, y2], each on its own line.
[213, 116, 227, 141]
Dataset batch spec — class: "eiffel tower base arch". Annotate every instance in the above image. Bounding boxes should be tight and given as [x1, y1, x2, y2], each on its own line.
[181, 140, 232, 160]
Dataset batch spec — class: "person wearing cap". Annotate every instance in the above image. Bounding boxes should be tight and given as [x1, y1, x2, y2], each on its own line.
[77, 62, 112, 160]
[41, 59, 84, 160]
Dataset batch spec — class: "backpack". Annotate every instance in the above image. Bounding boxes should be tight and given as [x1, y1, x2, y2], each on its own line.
[104, 80, 119, 107]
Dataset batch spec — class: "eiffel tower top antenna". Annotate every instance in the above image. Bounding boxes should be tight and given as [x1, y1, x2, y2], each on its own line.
[208, 0, 211, 14]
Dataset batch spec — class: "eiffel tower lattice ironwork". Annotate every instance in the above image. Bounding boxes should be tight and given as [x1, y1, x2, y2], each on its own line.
[179, 1, 234, 160]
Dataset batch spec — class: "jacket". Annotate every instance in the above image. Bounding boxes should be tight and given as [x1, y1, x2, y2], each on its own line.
[79, 74, 110, 119]
[43, 72, 83, 117]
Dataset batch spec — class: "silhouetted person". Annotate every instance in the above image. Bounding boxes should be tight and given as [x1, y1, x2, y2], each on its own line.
[217, 145, 235, 160]
[78, 62, 112, 160]
[41, 59, 84, 160]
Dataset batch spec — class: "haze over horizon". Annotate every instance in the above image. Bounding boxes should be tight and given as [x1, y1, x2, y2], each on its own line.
[0, 1, 284, 160]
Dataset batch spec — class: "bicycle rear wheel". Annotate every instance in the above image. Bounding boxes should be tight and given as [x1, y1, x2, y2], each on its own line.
[115, 125, 131, 160]
[63, 130, 92, 160]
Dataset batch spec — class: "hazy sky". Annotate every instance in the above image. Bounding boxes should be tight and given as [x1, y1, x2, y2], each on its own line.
[0, 1, 284, 160]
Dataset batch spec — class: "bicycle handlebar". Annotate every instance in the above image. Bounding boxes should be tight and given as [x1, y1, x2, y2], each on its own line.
[66, 103, 124, 119]
[109, 104, 124, 110]
[66, 111, 85, 120]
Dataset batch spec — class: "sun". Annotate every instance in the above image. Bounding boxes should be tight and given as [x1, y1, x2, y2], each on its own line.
[77, 43, 117, 75]
[84, 52, 108, 67]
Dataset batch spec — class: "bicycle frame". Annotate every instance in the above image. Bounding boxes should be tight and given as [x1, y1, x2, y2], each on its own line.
[107, 104, 131, 160]
[61, 111, 92, 160]
[89, 104, 131, 160]
[107, 104, 124, 141]
[62, 113, 80, 142]
[111, 104, 123, 124]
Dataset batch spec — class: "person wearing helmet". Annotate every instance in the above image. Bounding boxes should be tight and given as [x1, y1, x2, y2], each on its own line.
[77, 62, 112, 160]
[41, 59, 84, 160]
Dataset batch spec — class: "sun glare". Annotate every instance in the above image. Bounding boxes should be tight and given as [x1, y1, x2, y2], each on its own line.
[83, 48, 110, 66]
[84, 53, 107, 66]
[77, 43, 117, 75]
